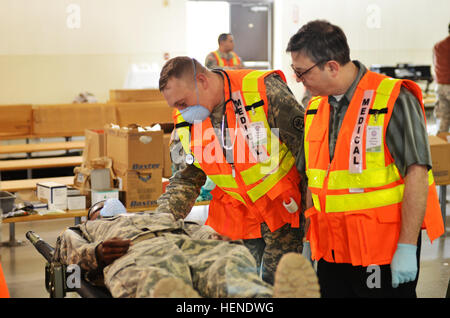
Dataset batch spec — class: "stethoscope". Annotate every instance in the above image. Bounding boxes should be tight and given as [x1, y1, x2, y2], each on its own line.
[213, 69, 238, 151]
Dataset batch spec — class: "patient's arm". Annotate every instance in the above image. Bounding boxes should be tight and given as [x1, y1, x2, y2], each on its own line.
[53, 228, 102, 272]
[190, 225, 232, 241]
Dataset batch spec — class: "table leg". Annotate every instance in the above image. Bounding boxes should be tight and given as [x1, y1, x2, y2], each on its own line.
[0, 223, 25, 247]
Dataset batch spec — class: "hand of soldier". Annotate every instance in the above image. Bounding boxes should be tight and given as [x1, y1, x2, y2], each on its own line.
[209, 232, 232, 241]
[96, 238, 132, 267]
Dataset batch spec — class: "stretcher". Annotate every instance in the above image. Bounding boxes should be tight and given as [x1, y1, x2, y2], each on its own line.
[26, 231, 112, 298]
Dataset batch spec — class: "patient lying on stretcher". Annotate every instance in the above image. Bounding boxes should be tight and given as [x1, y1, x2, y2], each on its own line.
[52, 199, 319, 298]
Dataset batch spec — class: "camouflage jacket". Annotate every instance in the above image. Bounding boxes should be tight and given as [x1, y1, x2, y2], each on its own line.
[159, 73, 307, 220]
[52, 211, 225, 274]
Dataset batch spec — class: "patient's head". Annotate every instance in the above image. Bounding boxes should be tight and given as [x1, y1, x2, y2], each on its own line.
[87, 199, 127, 220]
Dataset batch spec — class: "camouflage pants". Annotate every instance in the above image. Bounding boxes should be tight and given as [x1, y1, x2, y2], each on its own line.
[104, 233, 273, 298]
[243, 222, 304, 285]
[435, 84, 450, 133]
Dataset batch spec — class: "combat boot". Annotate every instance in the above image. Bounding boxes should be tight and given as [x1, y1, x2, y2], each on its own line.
[152, 277, 201, 298]
[273, 252, 320, 298]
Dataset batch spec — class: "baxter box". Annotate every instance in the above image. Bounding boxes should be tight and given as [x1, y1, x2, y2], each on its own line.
[429, 134, 450, 185]
[37, 182, 67, 210]
[116, 168, 162, 209]
[106, 125, 163, 172]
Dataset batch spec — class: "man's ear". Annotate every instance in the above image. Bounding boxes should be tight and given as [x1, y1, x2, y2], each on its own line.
[327, 60, 340, 78]
[196, 73, 209, 89]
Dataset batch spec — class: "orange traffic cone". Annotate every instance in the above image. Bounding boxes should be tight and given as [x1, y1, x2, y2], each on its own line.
[0, 262, 10, 298]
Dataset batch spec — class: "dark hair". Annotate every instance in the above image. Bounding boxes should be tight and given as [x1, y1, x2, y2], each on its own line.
[286, 20, 351, 66]
[218, 33, 231, 44]
[159, 56, 206, 91]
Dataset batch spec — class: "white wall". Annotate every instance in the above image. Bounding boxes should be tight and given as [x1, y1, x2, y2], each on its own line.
[0, 0, 187, 104]
[273, 0, 450, 102]
[2, 0, 448, 105]
[186, 1, 230, 63]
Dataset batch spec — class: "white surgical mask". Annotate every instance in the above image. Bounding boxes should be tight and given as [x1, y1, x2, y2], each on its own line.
[179, 58, 211, 124]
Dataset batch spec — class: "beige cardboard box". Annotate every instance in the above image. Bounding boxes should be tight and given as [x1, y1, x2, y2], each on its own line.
[163, 133, 173, 178]
[114, 102, 173, 127]
[429, 134, 450, 185]
[83, 129, 106, 166]
[106, 125, 163, 171]
[32, 103, 116, 137]
[109, 89, 165, 103]
[115, 168, 162, 209]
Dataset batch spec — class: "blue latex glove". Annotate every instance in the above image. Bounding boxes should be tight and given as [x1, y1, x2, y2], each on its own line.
[390, 243, 418, 288]
[302, 241, 314, 265]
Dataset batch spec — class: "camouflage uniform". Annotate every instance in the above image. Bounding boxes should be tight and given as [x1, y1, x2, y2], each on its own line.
[159, 73, 306, 284]
[205, 51, 243, 70]
[53, 211, 273, 298]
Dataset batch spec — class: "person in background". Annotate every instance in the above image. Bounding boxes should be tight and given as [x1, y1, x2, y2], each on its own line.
[432, 23, 450, 133]
[205, 33, 243, 70]
[286, 19, 444, 298]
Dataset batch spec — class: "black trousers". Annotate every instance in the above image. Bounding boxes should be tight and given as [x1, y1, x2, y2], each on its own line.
[317, 234, 421, 298]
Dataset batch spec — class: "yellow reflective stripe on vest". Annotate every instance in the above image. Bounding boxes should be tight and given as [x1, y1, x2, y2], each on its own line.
[307, 163, 401, 190]
[240, 143, 289, 185]
[328, 163, 401, 190]
[223, 189, 247, 205]
[311, 193, 321, 212]
[304, 97, 322, 171]
[306, 168, 326, 189]
[366, 78, 399, 169]
[208, 174, 238, 189]
[325, 183, 405, 213]
[230, 52, 240, 65]
[428, 169, 435, 185]
[246, 150, 295, 202]
[214, 51, 225, 67]
[242, 71, 274, 154]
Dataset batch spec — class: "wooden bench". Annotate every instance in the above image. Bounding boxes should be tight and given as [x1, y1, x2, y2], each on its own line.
[0, 176, 75, 193]
[0, 156, 82, 181]
[0, 141, 85, 155]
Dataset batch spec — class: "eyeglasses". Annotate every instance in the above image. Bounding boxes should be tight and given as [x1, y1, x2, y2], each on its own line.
[291, 60, 327, 80]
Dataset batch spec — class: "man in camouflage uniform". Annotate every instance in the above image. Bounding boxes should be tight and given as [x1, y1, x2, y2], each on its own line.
[53, 209, 320, 298]
[158, 57, 307, 285]
[205, 33, 243, 70]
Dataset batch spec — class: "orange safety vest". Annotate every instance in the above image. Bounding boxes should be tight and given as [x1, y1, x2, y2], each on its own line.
[0, 263, 10, 298]
[304, 70, 444, 266]
[212, 50, 241, 68]
[174, 69, 302, 240]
